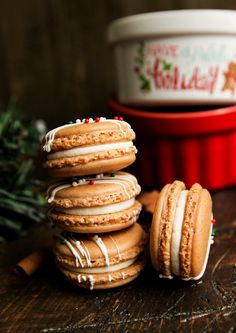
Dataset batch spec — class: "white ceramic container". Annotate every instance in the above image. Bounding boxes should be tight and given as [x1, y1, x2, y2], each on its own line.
[108, 10, 236, 106]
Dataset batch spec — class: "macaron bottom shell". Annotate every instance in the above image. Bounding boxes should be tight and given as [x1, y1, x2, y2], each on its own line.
[56, 254, 146, 290]
[45, 150, 136, 178]
[48, 200, 142, 233]
[53, 223, 147, 289]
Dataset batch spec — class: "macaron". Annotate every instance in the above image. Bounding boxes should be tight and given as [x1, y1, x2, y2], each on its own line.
[150, 180, 214, 281]
[42, 117, 137, 178]
[47, 171, 142, 233]
[54, 223, 146, 289]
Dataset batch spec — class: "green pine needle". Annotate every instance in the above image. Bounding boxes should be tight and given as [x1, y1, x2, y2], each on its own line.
[0, 102, 47, 242]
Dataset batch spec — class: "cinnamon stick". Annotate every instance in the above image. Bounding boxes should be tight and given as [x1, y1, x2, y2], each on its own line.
[13, 248, 50, 277]
[138, 190, 159, 214]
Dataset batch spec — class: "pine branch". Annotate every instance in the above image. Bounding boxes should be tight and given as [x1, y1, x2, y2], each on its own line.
[0, 102, 47, 241]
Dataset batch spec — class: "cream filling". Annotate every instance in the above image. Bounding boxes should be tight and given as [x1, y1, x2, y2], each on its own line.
[171, 190, 189, 276]
[47, 141, 134, 160]
[73, 258, 136, 274]
[56, 198, 135, 215]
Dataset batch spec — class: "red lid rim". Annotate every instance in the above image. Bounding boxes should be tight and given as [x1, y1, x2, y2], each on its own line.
[109, 97, 236, 120]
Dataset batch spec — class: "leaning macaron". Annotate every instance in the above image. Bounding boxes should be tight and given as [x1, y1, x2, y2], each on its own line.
[42, 117, 137, 178]
[150, 180, 214, 281]
[54, 223, 146, 289]
[47, 171, 142, 233]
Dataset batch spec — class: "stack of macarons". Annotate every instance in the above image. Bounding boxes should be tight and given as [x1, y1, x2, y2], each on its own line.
[42, 117, 147, 290]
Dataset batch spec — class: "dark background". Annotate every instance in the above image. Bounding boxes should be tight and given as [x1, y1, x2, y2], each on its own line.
[1, 0, 236, 127]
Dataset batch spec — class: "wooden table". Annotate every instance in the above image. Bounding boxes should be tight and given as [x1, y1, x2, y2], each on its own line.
[0, 188, 236, 333]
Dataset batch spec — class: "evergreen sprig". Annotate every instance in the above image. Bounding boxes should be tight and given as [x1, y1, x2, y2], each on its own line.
[0, 103, 46, 242]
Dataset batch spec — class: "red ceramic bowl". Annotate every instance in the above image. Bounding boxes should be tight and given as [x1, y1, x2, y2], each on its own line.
[109, 97, 236, 190]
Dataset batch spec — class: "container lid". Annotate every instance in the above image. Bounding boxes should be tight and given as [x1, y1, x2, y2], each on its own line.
[107, 9, 236, 44]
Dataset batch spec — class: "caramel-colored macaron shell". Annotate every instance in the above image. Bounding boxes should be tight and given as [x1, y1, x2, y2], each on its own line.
[50, 172, 141, 208]
[54, 223, 146, 268]
[190, 188, 212, 278]
[149, 183, 170, 272]
[157, 181, 185, 277]
[48, 200, 142, 233]
[43, 120, 136, 178]
[54, 223, 146, 289]
[45, 151, 136, 178]
[57, 255, 145, 290]
[150, 181, 212, 280]
[46, 121, 135, 152]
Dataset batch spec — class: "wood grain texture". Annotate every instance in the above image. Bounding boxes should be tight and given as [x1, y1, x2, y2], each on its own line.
[0, 1, 236, 127]
[0, 188, 235, 333]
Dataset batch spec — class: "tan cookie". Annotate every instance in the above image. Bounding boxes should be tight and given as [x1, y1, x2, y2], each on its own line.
[42, 117, 137, 178]
[47, 171, 142, 233]
[54, 223, 146, 289]
[150, 180, 214, 281]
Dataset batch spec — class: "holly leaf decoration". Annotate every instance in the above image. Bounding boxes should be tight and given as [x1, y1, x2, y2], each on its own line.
[134, 56, 144, 66]
[161, 59, 172, 71]
[139, 74, 151, 92]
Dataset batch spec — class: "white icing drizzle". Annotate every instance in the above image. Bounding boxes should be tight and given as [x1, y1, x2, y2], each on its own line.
[108, 274, 112, 282]
[71, 238, 92, 267]
[43, 118, 132, 153]
[92, 235, 110, 266]
[59, 233, 110, 270]
[60, 237, 81, 267]
[46, 182, 71, 203]
[59, 235, 93, 268]
[43, 123, 74, 152]
[116, 173, 139, 188]
[47, 173, 139, 204]
[121, 272, 126, 280]
[77, 274, 81, 283]
[109, 235, 122, 260]
[80, 241, 92, 267]
[89, 179, 131, 199]
[88, 275, 94, 290]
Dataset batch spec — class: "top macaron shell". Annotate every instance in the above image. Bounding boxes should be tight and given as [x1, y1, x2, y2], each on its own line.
[42, 118, 137, 178]
[47, 172, 142, 233]
[150, 180, 213, 280]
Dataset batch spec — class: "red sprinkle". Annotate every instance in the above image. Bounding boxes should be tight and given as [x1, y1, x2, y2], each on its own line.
[84, 118, 89, 124]
[114, 116, 119, 120]
[212, 218, 216, 224]
[95, 117, 100, 122]
[89, 180, 95, 185]
[119, 117, 123, 121]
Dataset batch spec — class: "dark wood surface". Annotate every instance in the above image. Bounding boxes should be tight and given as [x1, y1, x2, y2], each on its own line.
[0, 188, 236, 333]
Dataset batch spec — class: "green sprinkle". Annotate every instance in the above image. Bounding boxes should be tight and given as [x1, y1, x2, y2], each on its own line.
[211, 231, 216, 237]
[60, 239, 66, 244]
[111, 173, 116, 177]
[68, 121, 73, 124]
